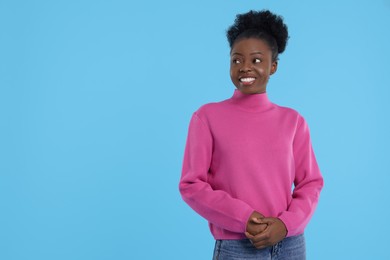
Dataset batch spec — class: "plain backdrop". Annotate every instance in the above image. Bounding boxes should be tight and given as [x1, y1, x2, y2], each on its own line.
[1, 0, 390, 259]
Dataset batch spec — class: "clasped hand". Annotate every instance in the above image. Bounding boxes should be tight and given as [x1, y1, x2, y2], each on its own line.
[245, 211, 287, 249]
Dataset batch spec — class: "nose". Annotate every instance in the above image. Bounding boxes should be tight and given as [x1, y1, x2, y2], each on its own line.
[239, 60, 252, 72]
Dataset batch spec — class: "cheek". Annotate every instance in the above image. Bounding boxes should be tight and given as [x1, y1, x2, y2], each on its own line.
[257, 65, 273, 76]
[230, 68, 236, 79]
[257, 67, 266, 75]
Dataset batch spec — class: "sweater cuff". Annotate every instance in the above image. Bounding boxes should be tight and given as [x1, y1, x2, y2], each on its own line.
[277, 212, 294, 237]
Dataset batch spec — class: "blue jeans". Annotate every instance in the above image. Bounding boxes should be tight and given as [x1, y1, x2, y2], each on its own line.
[212, 234, 306, 260]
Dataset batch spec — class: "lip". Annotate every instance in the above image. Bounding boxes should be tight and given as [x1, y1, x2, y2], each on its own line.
[239, 74, 256, 79]
[239, 76, 256, 86]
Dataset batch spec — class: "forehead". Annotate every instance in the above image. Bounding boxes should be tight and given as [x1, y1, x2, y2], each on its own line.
[231, 38, 272, 55]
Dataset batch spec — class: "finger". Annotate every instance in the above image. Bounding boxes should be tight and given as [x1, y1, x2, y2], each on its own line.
[253, 241, 272, 249]
[245, 232, 255, 239]
[245, 232, 258, 247]
[253, 232, 271, 242]
[245, 231, 266, 243]
[246, 236, 267, 246]
[250, 228, 272, 243]
[259, 217, 276, 225]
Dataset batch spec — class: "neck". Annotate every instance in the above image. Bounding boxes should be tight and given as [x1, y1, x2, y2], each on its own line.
[229, 89, 273, 112]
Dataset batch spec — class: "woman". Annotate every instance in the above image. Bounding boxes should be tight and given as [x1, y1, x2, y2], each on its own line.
[179, 10, 323, 259]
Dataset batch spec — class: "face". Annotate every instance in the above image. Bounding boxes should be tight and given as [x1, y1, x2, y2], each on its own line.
[230, 38, 277, 94]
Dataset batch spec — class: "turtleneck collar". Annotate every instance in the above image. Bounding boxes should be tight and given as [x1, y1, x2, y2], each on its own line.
[229, 89, 274, 112]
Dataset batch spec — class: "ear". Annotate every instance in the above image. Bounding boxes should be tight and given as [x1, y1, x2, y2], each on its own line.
[270, 61, 278, 75]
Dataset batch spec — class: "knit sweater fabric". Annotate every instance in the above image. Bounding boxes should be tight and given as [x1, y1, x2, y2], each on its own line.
[179, 89, 324, 239]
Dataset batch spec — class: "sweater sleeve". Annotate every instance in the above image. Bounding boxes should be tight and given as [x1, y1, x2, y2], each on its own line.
[278, 116, 324, 237]
[179, 112, 255, 233]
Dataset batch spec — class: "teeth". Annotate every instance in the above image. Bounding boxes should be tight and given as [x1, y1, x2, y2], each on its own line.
[240, 77, 255, 82]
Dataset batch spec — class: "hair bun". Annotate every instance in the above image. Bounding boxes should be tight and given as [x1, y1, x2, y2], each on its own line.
[227, 10, 289, 54]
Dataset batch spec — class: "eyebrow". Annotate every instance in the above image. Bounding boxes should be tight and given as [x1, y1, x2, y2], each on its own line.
[231, 51, 264, 56]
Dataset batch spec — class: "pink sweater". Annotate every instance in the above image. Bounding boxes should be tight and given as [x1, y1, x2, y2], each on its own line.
[179, 89, 323, 239]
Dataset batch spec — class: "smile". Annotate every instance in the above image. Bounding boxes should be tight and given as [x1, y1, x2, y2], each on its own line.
[239, 77, 256, 83]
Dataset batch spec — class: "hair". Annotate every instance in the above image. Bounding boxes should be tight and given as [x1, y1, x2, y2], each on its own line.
[226, 10, 289, 61]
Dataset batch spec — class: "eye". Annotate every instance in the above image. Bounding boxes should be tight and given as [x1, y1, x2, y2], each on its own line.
[232, 59, 241, 64]
[253, 58, 261, 63]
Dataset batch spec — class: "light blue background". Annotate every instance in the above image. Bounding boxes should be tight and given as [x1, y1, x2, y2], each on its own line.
[1, 0, 389, 259]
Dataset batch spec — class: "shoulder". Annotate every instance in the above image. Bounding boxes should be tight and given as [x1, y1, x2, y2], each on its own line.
[274, 103, 300, 116]
[194, 97, 231, 117]
[273, 103, 307, 126]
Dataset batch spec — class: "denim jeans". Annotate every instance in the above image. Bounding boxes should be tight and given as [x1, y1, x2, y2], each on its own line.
[212, 234, 306, 260]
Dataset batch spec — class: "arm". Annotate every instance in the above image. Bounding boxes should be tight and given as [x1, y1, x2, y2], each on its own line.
[246, 116, 323, 247]
[277, 116, 324, 237]
[179, 112, 255, 233]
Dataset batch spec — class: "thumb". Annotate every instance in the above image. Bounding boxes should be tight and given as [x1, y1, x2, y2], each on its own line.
[250, 217, 264, 224]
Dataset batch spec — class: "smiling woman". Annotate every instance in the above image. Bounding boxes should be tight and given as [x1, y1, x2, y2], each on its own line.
[179, 9, 324, 260]
[228, 10, 288, 95]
